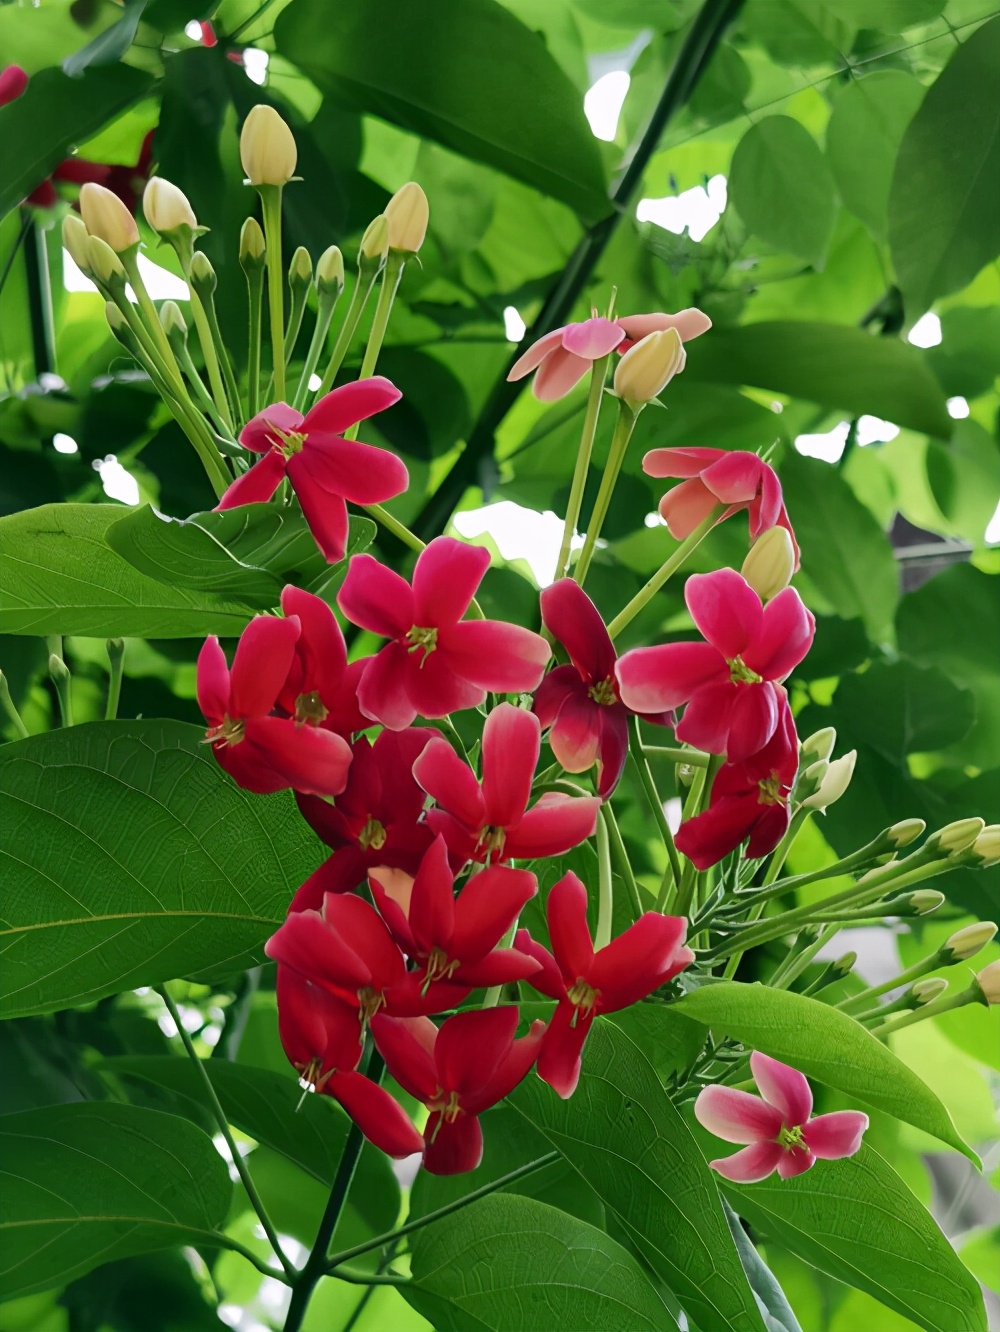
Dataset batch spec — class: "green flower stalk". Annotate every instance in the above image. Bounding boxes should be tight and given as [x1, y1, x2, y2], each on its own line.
[314, 215, 388, 399]
[0, 670, 29, 739]
[240, 218, 266, 418]
[555, 351, 611, 583]
[292, 245, 343, 412]
[105, 639, 125, 721]
[284, 245, 313, 369]
[189, 252, 241, 428]
[48, 649, 73, 727]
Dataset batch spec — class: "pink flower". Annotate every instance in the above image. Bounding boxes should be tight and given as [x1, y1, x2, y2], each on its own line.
[534, 579, 672, 799]
[275, 585, 369, 737]
[516, 872, 693, 1098]
[675, 692, 798, 870]
[616, 569, 814, 762]
[0, 65, 28, 106]
[615, 309, 713, 351]
[414, 703, 601, 865]
[216, 378, 408, 563]
[198, 615, 352, 797]
[694, 1052, 869, 1181]
[337, 537, 551, 729]
[642, 447, 799, 566]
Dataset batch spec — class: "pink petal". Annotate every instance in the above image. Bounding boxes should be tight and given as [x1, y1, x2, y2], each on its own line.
[675, 793, 762, 871]
[239, 402, 304, 453]
[279, 585, 348, 713]
[507, 327, 567, 381]
[337, 554, 414, 639]
[244, 716, 352, 797]
[595, 707, 629, 799]
[356, 641, 418, 730]
[412, 537, 489, 626]
[404, 649, 486, 721]
[540, 579, 616, 681]
[536, 999, 591, 1099]
[325, 1070, 423, 1157]
[215, 450, 287, 509]
[436, 1007, 518, 1098]
[423, 1111, 484, 1175]
[197, 636, 229, 723]
[802, 1111, 869, 1160]
[545, 871, 595, 981]
[709, 1142, 783, 1183]
[745, 588, 815, 682]
[230, 614, 300, 718]
[617, 310, 712, 344]
[370, 1014, 438, 1102]
[750, 1052, 812, 1126]
[454, 947, 541, 987]
[301, 376, 402, 437]
[589, 912, 690, 1009]
[296, 436, 409, 505]
[514, 930, 563, 1000]
[438, 620, 550, 692]
[693, 1085, 783, 1144]
[413, 739, 486, 830]
[560, 316, 625, 359]
[726, 684, 780, 762]
[657, 477, 721, 539]
[777, 1149, 815, 1179]
[481, 704, 539, 828]
[750, 465, 785, 537]
[505, 793, 601, 860]
[642, 447, 725, 480]
[699, 452, 766, 507]
[407, 836, 455, 952]
[452, 865, 538, 961]
[616, 642, 726, 714]
[548, 692, 602, 773]
[745, 802, 791, 860]
[532, 666, 581, 729]
[424, 810, 481, 866]
[533, 345, 591, 401]
[686, 570, 763, 660]
[287, 458, 350, 563]
[675, 680, 739, 755]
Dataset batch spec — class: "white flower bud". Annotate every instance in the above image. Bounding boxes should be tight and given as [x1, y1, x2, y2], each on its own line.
[316, 245, 344, 297]
[968, 824, 1000, 867]
[974, 959, 1000, 1005]
[942, 921, 997, 962]
[613, 327, 686, 404]
[887, 818, 925, 848]
[741, 526, 795, 601]
[384, 181, 429, 252]
[908, 889, 945, 915]
[240, 105, 297, 187]
[159, 300, 187, 338]
[105, 301, 127, 332]
[80, 182, 139, 252]
[803, 750, 856, 811]
[87, 236, 126, 284]
[240, 217, 265, 269]
[143, 177, 198, 233]
[801, 727, 836, 764]
[289, 245, 312, 289]
[359, 214, 389, 267]
[911, 977, 948, 1005]
[927, 817, 985, 855]
[62, 214, 93, 274]
[189, 250, 217, 292]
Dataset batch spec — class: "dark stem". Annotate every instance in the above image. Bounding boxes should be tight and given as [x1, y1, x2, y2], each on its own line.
[24, 218, 56, 379]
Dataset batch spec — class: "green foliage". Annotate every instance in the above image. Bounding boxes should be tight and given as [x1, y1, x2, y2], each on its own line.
[728, 117, 837, 265]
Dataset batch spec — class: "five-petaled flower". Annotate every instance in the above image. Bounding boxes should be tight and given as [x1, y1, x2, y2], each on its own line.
[616, 568, 814, 762]
[216, 378, 408, 563]
[275, 585, 369, 738]
[337, 537, 550, 729]
[414, 703, 601, 865]
[694, 1051, 869, 1181]
[516, 872, 693, 1098]
[372, 1007, 544, 1173]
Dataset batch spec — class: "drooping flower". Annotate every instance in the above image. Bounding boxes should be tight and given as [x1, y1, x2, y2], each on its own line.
[337, 538, 551, 730]
[275, 967, 422, 1158]
[616, 569, 814, 762]
[615, 308, 713, 350]
[371, 1007, 544, 1173]
[369, 835, 541, 990]
[694, 1051, 869, 1181]
[198, 615, 352, 797]
[275, 585, 369, 738]
[293, 728, 438, 907]
[516, 872, 693, 1098]
[216, 378, 408, 564]
[534, 579, 672, 799]
[675, 692, 798, 870]
[414, 703, 601, 865]
[642, 447, 799, 566]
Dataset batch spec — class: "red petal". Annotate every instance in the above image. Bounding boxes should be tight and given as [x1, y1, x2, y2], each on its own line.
[215, 450, 286, 508]
[451, 865, 538, 961]
[276, 967, 362, 1073]
[337, 553, 414, 638]
[356, 642, 419, 730]
[694, 1085, 783, 1143]
[239, 402, 303, 453]
[215, 743, 292, 795]
[750, 1052, 813, 1126]
[481, 704, 539, 828]
[243, 716, 352, 797]
[413, 739, 485, 830]
[290, 846, 368, 912]
[287, 459, 350, 563]
[454, 947, 541, 987]
[548, 692, 602, 773]
[545, 872, 594, 981]
[412, 536, 489, 626]
[802, 1111, 869, 1160]
[726, 684, 779, 762]
[745, 802, 791, 860]
[322, 893, 407, 990]
[700, 451, 766, 507]
[540, 579, 616, 681]
[301, 376, 402, 436]
[532, 666, 580, 729]
[370, 1014, 438, 1101]
[326, 1070, 423, 1157]
[616, 642, 725, 714]
[709, 1142, 783, 1183]
[506, 794, 600, 860]
[403, 647, 486, 720]
[422, 1112, 484, 1174]
[197, 636, 229, 723]
[686, 569, 762, 660]
[230, 614, 299, 718]
[407, 835, 456, 953]
[266, 909, 369, 993]
[675, 681, 739, 755]
[745, 588, 815, 681]
[533, 345, 590, 401]
[297, 435, 408, 504]
[468, 1020, 546, 1113]
[675, 793, 762, 871]
[642, 446, 723, 479]
[439, 620, 550, 692]
[749, 463, 784, 536]
[368, 866, 418, 954]
[777, 1149, 815, 1179]
[589, 913, 690, 1009]
[424, 810, 481, 866]
[279, 585, 348, 712]
[596, 707, 629, 799]
[536, 1000, 591, 1098]
[435, 1006, 518, 1098]
[514, 930, 564, 1000]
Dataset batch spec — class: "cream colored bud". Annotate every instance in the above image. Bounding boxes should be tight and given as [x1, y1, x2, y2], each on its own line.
[909, 889, 945, 915]
[969, 824, 1000, 867]
[928, 817, 985, 855]
[385, 181, 429, 252]
[105, 301, 127, 332]
[741, 526, 795, 601]
[240, 217, 266, 268]
[316, 245, 344, 296]
[80, 182, 139, 252]
[143, 177, 197, 233]
[911, 977, 948, 1005]
[189, 250, 217, 292]
[240, 104, 297, 187]
[974, 959, 1000, 1005]
[942, 921, 997, 962]
[795, 758, 828, 803]
[613, 327, 686, 404]
[159, 300, 187, 338]
[803, 750, 856, 812]
[87, 237, 126, 285]
[289, 245, 312, 289]
[62, 214, 93, 273]
[887, 818, 925, 848]
[360, 214, 389, 266]
[801, 727, 836, 764]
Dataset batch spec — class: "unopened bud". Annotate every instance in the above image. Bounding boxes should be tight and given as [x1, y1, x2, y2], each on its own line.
[316, 245, 344, 297]
[143, 176, 198, 234]
[240, 217, 266, 270]
[803, 750, 856, 812]
[614, 327, 686, 404]
[794, 758, 828, 803]
[87, 237, 126, 285]
[942, 921, 997, 963]
[62, 214, 93, 274]
[676, 762, 697, 788]
[80, 182, 139, 252]
[911, 977, 948, 1005]
[968, 824, 1000, 867]
[105, 301, 127, 334]
[887, 818, 925, 849]
[857, 861, 896, 886]
[833, 951, 856, 976]
[741, 526, 795, 601]
[289, 245, 312, 291]
[159, 300, 186, 337]
[927, 817, 985, 855]
[359, 214, 389, 272]
[384, 181, 429, 252]
[189, 250, 217, 293]
[240, 104, 297, 187]
[801, 727, 836, 764]
[908, 889, 945, 916]
[974, 959, 1000, 1005]
[47, 653, 70, 683]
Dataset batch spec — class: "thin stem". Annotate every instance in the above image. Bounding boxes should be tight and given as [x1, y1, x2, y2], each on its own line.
[556, 355, 610, 579]
[838, 956, 937, 1010]
[574, 400, 637, 586]
[720, 807, 809, 979]
[246, 265, 264, 418]
[315, 270, 377, 399]
[595, 806, 614, 950]
[607, 511, 720, 639]
[199, 282, 242, 428]
[628, 716, 683, 909]
[156, 986, 294, 1280]
[343, 254, 406, 439]
[603, 802, 642, 922]
[769, 924, 840, 989]
[284, 281, 309, 370]
[104, 639, 124, 721]
[363, 502, 425, 553]
[0, 671, 29, 738]
[120, 250, 184, 387]
[292, 289, 339, 412]
[871, 988, 979, 1037]
[176, 337, 228, 433]
[643, 745, 710, 767]
[327, 1268, 406, 1286]
[482, 918, 520, 1008]
[260, 185, 287, 401]
[189, 287, 234, 432]
[48, 651, 73, 727]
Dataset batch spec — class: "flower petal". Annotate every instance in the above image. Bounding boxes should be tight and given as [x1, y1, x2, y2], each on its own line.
[287, 458, 350, 563]
[505, 794, 600, 860]
[356, 641, 419, 730]
[215, 450, 286, 509]
[437, 1007, 519, 1099]
[506, 328, 566, 381]
[245, 716, 352, 796]
[545, 871, 594, 981]
[481, 704, 539, 828]
[693, 1085, 783, 1144]
[596, 707, 629, 799]
[301, 376, 402, 437]
[536, 999, 591, 1099]
[675, 792, 762, 871]
[290, 846, 367, 912]
[326, 1070, 423, 1158]
[514, 930, 563, 999]
[423, 1111, 484, 1175]
[802, 1111, 869, 1160]
[413, 739, 486, 830]
[412, 536, 489, 626]
[744, 587, 815, 682]
[454, 947, 541, 987]
[532, 666, 581, 729]
[750, 1052, 813, 1126]
[675, 680, 739, 755]
[197, 636, 229, 723]
[657, 477, 721, 539]
[239, 401, 303, 453]
[279, 585, 348, 712]
[617, 309, 712, 344]
[370, 1014, 439, 1101]
[372, 727, 439, 823]
[533, 346, 591, 401]
[699, 452, 766, 507]
[230, 614, 299, 718]
[725, 684, 779, 763]
[642, 447, 724, 480]
[561, 316, 625, 359]
[685, 569, 762, 659]
[469, 1021, 546, 1114]
[407, 835, 455, 953]
[452, 865, 538, 962]
[709, 1142, 783, 1183]
[777, 1148, 815, 1179]
[297, 435, 409, 505]
[266, 909, 369, 993]
[616, 642, 725, 714]
[540, 579, 616, 681]
[337, 553, 414, 638]
[404, 648, 486, 721]
[547, 692, 602, 773]
[589, 913, 690, 1009]
[438, 620, 550, 693]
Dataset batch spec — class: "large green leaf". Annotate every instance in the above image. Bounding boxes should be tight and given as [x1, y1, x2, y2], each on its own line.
[685, 322, 952, 440]
[405, 1192, 677, 1332]
[0, 1102, 231, 1299]
[833, 660, 975, 763]
[720, 1145, 987, 1332]
[728, 117, 837, 266]
[510, 1021, 768, 1332]
[670, 983, 976, 1163]
[274, 0, 608, 220]
[0, 721, 321, 1017]
[720, 1200, 803, 1332]
[888, 15, 1000, 313]
[0, 504, 256, 638]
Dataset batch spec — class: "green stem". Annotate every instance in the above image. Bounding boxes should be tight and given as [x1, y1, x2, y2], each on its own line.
[157, 986, 294, 1279]
[0, 671, 29, 738]
[284, 282, 309, 371]
[768, 924, 840, 989]
[676, 754, 722, 919]
[871, 988, 980, 1037]
[556, 354, 610, 580]
[343, 254, 406, 439]
[48, 649, 73, 727]
[595, 806, 614, 950]
[120, 250, 185, 387]
[628, 716, 683, 910]
[315, 270, 378, 398]
[839, 956, 937, 1010]
[246, 265, 264, 418]
[642, 745, 710, 767]
[363, 502, 425, 553]
[720, 808, 810, 979]
[607, 511, 720, 639]
[574, 400, 637, 587]
[603, 802, 642, 922]
[292, 289, 339, 412]
[199, 282, 242, 428]
[260, 185, 287, 401]
[214, 1237, 289, 1284]
[176, 337, 228, 433]
[189, 287, 234, 432]
[105, 639, 124, 721]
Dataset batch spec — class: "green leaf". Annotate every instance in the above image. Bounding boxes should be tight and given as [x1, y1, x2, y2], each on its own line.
[720, 1200, 803, 1332]
[832, 660, 975, 762]
[780, 452, 900, 644]
[888, 15, 1000, 313]
[728, 117, 837, 266]
[685, 322, 952, 440]
[826, 72, 924, 240]
[926, 305, 1000, 400]
[721, 1145, 987, 1332]
[0, 1102, 231, 1300]
[406, 1192, 677, 1332]
[0, 504, 256, 638]
[62, 1, 148, 77]
[0, 721, 321, 1017]
[510, 1020, 769, 1332]
[670, 983, 977, 1163]
[0, 64, 153, 222]
[273, 0, 609, 221]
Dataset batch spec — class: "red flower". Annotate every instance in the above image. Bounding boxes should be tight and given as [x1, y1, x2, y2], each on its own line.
[198, 615, 352, 797]
[643, 447, 799, 566]
[293, 728, 438, 907]
[275, 967, 422, 1158]
[216, 378, 408, 563]
[337, 537, 551, 730]
[371, 1007, 544, 1174]
[534, 579, 671, 799]
[675, 693, 798, 869]
[0, 65, 28, 106]
[275, 585, 368, 737]
[369, 835, 541, 990]
[616, 569, 814, 762]
[414, 703, 601, 865]
[516, 872, 693, 1098]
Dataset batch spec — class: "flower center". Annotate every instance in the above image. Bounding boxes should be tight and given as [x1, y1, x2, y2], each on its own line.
[566, 978, 600, 1025]
[272, 427, 306, 458]
[476, 825, 507, 863]
[206, 715, 245, 747]
[777, 1123, 806, 1152]
[757, 773, 785, 806]
[727, 655, 763, 685]
[587, 676, 618, 707]
[358, 815, 387, 851]
[296, 1056, 333, 1094]
[295, 690, 328, 726]
[428, 1088, 462, 1131]
[406, 624, 438, 664]
[357, 985, 385, 1026]
[423, 947, 460, 991]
